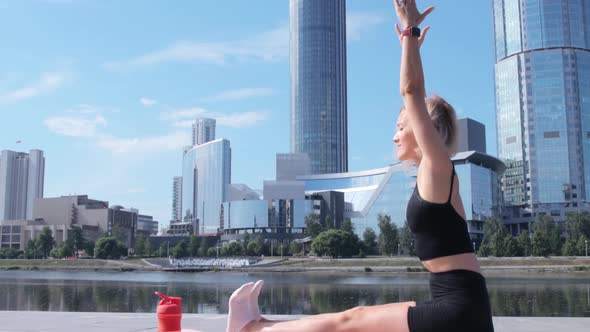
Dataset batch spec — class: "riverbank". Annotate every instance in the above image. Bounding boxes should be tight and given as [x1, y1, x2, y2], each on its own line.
[0, 311, 588, 332]
[1, 256, 590, 275]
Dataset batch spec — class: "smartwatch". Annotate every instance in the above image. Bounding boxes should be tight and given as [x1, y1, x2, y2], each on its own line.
[401, 26, 421, 38]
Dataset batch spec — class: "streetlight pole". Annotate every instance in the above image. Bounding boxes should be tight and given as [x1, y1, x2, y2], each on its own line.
[585, 240, 588, 257]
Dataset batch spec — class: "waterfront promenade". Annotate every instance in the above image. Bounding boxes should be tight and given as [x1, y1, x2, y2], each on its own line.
[0, 311, 589, 331]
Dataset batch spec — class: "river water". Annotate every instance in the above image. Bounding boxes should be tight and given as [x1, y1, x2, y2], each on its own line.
[0, 270, 588, 317]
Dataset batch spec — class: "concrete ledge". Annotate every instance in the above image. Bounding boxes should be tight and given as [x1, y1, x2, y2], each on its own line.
[1, 311, 589, 331]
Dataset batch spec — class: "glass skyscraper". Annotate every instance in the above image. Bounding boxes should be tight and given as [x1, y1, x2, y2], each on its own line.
[192, 118, 216, 146]
[0, 149, 45, 221]
[182, 139, 231, 235]
[290, 0, 348, 174]
[493, 0, 590, 231]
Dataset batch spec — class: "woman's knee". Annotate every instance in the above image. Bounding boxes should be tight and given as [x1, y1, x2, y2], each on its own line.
[335, 306, 369, 330]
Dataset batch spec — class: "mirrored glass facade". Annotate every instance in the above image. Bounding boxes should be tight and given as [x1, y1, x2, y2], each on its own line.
[182, 139, 231, 235]
[221, 199, 313, 230]
[493, 0, 590, 222]
[290, 0, 348, 174]
[299, 156, 502, 239]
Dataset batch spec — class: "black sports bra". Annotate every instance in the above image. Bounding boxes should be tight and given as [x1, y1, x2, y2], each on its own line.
[406, 167, 475, 261]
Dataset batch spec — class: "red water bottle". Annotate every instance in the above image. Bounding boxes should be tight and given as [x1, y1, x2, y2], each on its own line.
[155, 291, 182, 332]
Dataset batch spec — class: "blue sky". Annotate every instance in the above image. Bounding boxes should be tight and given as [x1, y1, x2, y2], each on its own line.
[0, 0, 496, 228]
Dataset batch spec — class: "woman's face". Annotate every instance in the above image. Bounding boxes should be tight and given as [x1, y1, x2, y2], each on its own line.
[393, 110, 419, 162]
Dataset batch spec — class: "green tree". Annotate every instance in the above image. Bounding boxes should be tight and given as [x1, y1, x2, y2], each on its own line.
[478, 217, 508, 256]
[50, 242, 71, 259]
[241, 234, 251, 254]
[576, 236, 588, 256]
[0, 247, 22, 259]
[247, 241, 261, 256]
[378, 214, 398, 256]
[503, 233, 519, 257]
[562, 212, 590, 256]
[517, 231, 531, 256]
[341, 219, 354, 234]
[305, 214, 324, 237]
[172, 240, 189, 258]
[38, 227, 55, 258]
[25, 239, 40, 259]
[562, 238, 579, 256]
[144, 239, 153, 257]
[362, 228, 378, 255]
[288, 241, 301, 256]
[198, 238, 209, 257]
[94, 237, 126, 259]
[65, 226, 86, 257]
[222, 242, 243, 256]
[111, 224, 130, 246]
[159, 242, 168, 257]
[134, 233, 146, 257]
[84, 240, 95, 258]
[188, 235, 201, 257]
[564, 211, 590, 240]
[207, 247, 217, 257]
[311, 229, 357, 258]
[531, 215, 562, 256]
[399, 223, 415, 256]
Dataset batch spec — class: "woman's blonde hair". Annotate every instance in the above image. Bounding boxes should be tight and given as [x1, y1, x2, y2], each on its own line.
[425, 95, 458, 154]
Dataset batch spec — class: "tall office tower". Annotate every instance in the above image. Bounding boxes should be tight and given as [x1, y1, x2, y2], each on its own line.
[0, 149, 45, 220]
[457, 118, 487, 154]
[290, 0, 348, 174]
[192, 118, 216, 146]
[171, 176, 182, 222]
[493, 0, 590, 231]
[182, 138, 231, 235]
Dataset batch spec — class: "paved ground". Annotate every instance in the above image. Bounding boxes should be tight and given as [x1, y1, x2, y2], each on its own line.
[0, 311, 589, 331]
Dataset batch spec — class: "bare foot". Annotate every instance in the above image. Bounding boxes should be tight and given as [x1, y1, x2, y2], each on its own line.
[249, 280, 264, 321]
[226, 282, 255, 332]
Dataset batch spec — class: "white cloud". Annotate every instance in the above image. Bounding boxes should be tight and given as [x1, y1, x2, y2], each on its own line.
[66, 104, 98, 114]
[347, 12, 387, 41]
[104, 25, 289, 69]
[0, 72, 66, 103]
[162, 107, 268, 128]
[96, 131, 190, 155]
[215, 111, 268, 128]
[140, 98, 157, 106]
[44, 114, 107, 137]
[201, 88, 275, 102]
[160, 107, 208, 121]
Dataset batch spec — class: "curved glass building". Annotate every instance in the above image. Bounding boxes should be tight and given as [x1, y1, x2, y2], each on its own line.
[493, 0, 590, 231]
[182, 139, 231, 235]
[290, 0, 348, 174]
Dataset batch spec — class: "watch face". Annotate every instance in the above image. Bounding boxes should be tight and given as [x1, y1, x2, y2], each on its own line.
[411, 27, 421, 37]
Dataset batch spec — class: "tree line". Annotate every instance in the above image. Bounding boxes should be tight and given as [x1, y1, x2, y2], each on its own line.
[0, 226, 129, 259]
[3, 210, 588, 260]
[477, 212, 590, 257]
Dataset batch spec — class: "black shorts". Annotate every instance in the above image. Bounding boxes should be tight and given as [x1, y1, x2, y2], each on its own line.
[407, 269, 494, 332]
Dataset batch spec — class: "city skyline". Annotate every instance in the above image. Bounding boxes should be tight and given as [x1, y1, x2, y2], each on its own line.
[0, 1, 497, 227]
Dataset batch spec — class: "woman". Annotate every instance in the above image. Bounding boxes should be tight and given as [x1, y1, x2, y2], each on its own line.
[226, 1, 494, 331]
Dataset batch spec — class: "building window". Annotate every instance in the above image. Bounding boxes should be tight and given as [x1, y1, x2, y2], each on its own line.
[543, 131, 560, 138]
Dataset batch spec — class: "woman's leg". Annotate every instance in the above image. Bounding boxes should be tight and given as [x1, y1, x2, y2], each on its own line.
[242, 301, 416, 332]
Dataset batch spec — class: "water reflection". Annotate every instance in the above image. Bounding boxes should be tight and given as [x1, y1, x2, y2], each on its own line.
[0, 271, 588, 316]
